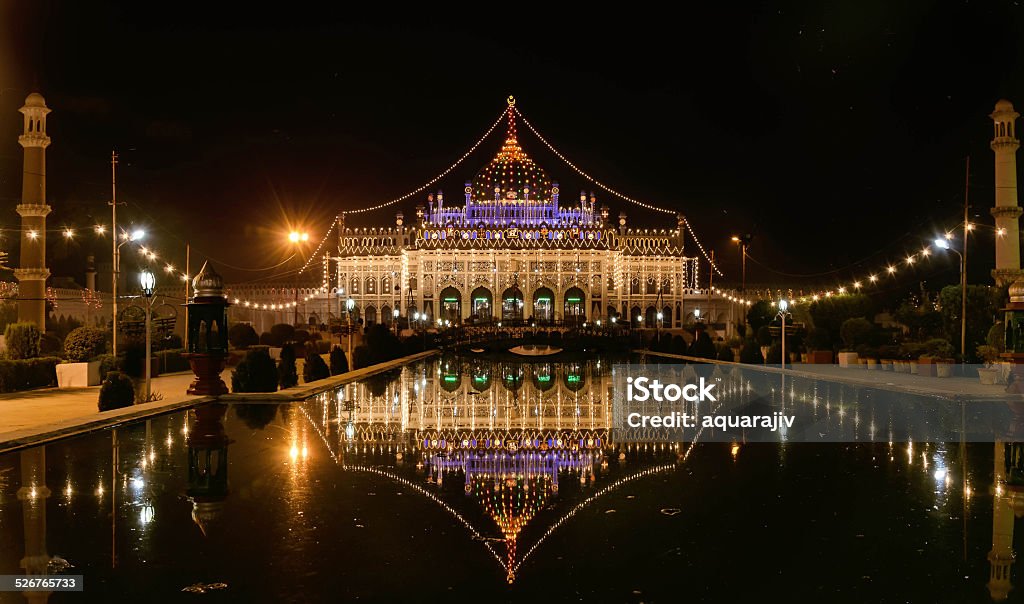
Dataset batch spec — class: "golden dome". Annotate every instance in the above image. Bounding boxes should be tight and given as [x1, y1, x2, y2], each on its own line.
[192, 261, 225, 297]
[23, 92, 47, 108]
[996, 99, 1016, 112]
[1010, 277, 1024, 303]
[472, 108, 551, 203]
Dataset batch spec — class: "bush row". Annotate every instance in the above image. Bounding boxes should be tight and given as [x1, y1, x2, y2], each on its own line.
[0, 357, 60, 392]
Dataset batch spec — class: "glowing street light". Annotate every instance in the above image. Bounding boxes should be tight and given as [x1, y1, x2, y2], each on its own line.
[139, 270, 156, 401]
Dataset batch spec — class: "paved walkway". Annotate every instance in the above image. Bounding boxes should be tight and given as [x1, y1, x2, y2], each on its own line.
[636, 350, 1024, 400]
[0, 350, 440, 453]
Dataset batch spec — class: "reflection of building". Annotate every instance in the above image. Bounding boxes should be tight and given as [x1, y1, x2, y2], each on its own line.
[186, 405, 231, 537]
[17, 447, 52, 603]
[334, 98, 729, 330]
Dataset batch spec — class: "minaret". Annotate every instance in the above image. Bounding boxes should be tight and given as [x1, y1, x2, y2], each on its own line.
[15, 92, 52, 328]
[989, 440, 1016, 601]
[991, 99, 1023, 286]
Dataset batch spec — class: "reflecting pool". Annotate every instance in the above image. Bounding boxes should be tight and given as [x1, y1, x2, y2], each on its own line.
[0, 356, 1019, 602]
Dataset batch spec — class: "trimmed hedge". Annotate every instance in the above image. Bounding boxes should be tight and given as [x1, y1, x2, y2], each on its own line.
[5, 322, 40, 360]
[98, 371, 134, 411]
[155, 349, 191, 373]
[231, 347, 278, 393]
[64, 327, 107, 362]
[303, 347, 330, 383]
[0, 357, 59, 392]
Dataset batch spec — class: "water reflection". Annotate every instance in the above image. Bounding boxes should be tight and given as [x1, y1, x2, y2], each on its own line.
[6, 358, 1024, 600]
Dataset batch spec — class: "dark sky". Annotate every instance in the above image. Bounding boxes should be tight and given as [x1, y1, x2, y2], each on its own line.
[2, 2, 1024, 291]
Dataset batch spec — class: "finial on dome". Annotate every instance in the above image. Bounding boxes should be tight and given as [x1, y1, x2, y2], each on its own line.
[507, 95, 516, 107]
[192, 261, 225, 298]
[1010, 276, 1024, 303]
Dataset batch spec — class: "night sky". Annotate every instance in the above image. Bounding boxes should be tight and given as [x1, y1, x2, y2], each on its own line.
[2, 2, 1024, 292]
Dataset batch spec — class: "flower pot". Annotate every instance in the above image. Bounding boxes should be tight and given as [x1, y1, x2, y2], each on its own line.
[56, 360, 101, 388]
[838, 352, 859, 368]
[935, 361, 954, 378]
[800, 353, 809, 364]
[978, 367, 999, 385]
[918, 357, 936, 377]
[866, 358, 879, 370]
[789, 352, 800, 364]
[909, 362, 919, 375]
[808, 350, 833, 364]
[881, 359, 894, 371]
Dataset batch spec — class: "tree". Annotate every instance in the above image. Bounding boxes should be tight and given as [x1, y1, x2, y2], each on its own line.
[98, 371, 134, 411]
[894, 299, 943, 341]
[938, 284, 1002, 362]
[746, 300, 773, 333]
[688, 325, 717, 359]
[5, 322, 40, 360]
[231, 348, 278, 393]
[278, 344, 298, 389]
[63, 326, 107, 362]
[807, 294, 874, 351]
[228, 323, 259, 349]
[329, 345, 349, 374]
[303, 346, 330, 382]
[269, 323, 296, 346]
[840, 317, 875, 350]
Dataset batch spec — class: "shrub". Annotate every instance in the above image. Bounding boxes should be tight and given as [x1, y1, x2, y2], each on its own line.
[96, 354, 121, 376]
[303, 347, 330, 383]
[766, 342, 783, 364]
[716, 343, 735, 362]
[329, 345, 349, 374]
[840, 317, 875, 350]
[294, 330, 310, 346]
[234, 404, 280, 430]
[977, 344, 1001, 365]
[739, 338, 764, 364]
[806, 327, 832, 351]
[278, 344, 299, 389]
[307, 331, 322, 341]
[923, 338, 954, 359]
[317, 340, 331, 354]
[269, 323, 296, 346]
[671, 335, 686, 355]
[755, 325, 772, 347]
[98, 371, 134, 411]
[228, 323, 260, 349]
[688, 330, 717, 359]
[352, 345, 372, 370]
[898, 341, 926, 360]
[5, 322, 40, 360]
[40, 332, 61, 356]
[0, 357, 59, 392]
[231, 347, 278, 393]
[63, 326, 107, 362]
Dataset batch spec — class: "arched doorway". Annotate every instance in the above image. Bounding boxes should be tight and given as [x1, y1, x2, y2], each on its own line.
[502, 286, 524, 322]
[365, 305, 378, 325]
[532, 287, 555, 323]
[645, 306, 657, 327]
[662, 306, 672, 328]
[564, 287, 585, 324]
[470, 286, 492, 322]
[439, 287, 461, 323]
[381, 304, 392, 325]
[631, 305, 642, 327]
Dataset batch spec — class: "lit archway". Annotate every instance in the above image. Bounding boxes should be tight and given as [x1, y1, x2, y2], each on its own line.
[470, 286, 493, 322]
[439, 287, 461, 323]
[532, 287, 555, 324]
[502, 286, 524, 321]
[563, 287, 585, 324]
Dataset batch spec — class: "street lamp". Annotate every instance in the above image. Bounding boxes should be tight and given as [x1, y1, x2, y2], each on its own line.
[139, 270, 156, 401]
[776, 299, 791, 368]
[934, 237, 967, 369]
[112, 229, 145, 356]
[345, 297, 355, 364]
[288, 231, 309, 324]
[731, 234, 752, 292]
[392, 307, 400, 335]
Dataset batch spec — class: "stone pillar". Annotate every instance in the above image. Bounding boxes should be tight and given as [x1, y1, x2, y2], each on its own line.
[15, 93, 52, 329]
[991, 99, 1024, 286]
[85, 254, 96, 291]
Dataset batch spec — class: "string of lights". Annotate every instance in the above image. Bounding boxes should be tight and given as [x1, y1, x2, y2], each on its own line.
[513, 107, 724, 277]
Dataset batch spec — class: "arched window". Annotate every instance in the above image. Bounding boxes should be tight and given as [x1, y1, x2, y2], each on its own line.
[661, 278, 672, 295]
[365, 276, 376, 294]
[630, 277, 640, 295]
[645, 277, 657, 295]
[350, 277, 359, 294]
[381, 275, 391, 295]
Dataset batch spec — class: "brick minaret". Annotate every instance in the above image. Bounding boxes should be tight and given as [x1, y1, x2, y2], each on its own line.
[15, 92, 52, 328]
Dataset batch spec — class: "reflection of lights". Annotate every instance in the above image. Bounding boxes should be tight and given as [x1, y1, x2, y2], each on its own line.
[29, 487, 37, 499]
[64, 484, 72, 499]
[997, 484, 1005, 497]
[345, 423, 355, 440]
[96, 484, 104, 497]
[965, 484, 972, 498]
[140, 504, 155, 525]
[289, 445, 299, 461]
[302, 445, 309, 459]
[730, 443, 740, 460]
[933, 468, 947, 481]
[131, 478, 145, 489]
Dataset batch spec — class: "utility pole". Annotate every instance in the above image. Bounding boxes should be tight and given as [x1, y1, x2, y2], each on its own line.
[110, 151, 119, 356]
[961, 156, 969, 370]
[184, 242, 190, 350]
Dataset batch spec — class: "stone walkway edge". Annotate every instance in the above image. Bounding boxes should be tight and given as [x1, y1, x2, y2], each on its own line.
[0, 350, 439, 454]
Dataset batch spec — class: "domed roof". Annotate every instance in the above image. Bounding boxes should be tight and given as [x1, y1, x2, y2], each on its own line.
[192, 261, 225, 298]
[472, 106, 551, 203]
[1010, 276, 1024, 303]
[996, 98, 1016, 111]
[23, 92, 46, 108]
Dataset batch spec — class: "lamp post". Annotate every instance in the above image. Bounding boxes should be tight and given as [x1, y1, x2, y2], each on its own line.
[935, 237, 967, 370]
[731, 234, 752, 292]
[392, 307, 399, 336]
[776, 299, 791, 368]
[289, 231, 308, 325]
[139, 270, 155, 401]
[112, 229, 145, 356]
[346, 297, 354, 364]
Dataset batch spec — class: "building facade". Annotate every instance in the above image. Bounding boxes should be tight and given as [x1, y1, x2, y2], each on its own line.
[334, 101, 718, 330]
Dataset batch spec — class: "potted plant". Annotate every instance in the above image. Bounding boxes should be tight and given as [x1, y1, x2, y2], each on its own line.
[977, 344, 1000, 385]
[805, 327, 833, 364]
[839, 318, 874, 368]
[856, 345, 879, 370]
[878, 344, 899, 371]
[919, 338, 953, 377]
[57, 327, 106, 387]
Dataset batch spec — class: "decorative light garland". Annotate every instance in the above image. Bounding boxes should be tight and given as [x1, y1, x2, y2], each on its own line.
[513, 107, 724, 277]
